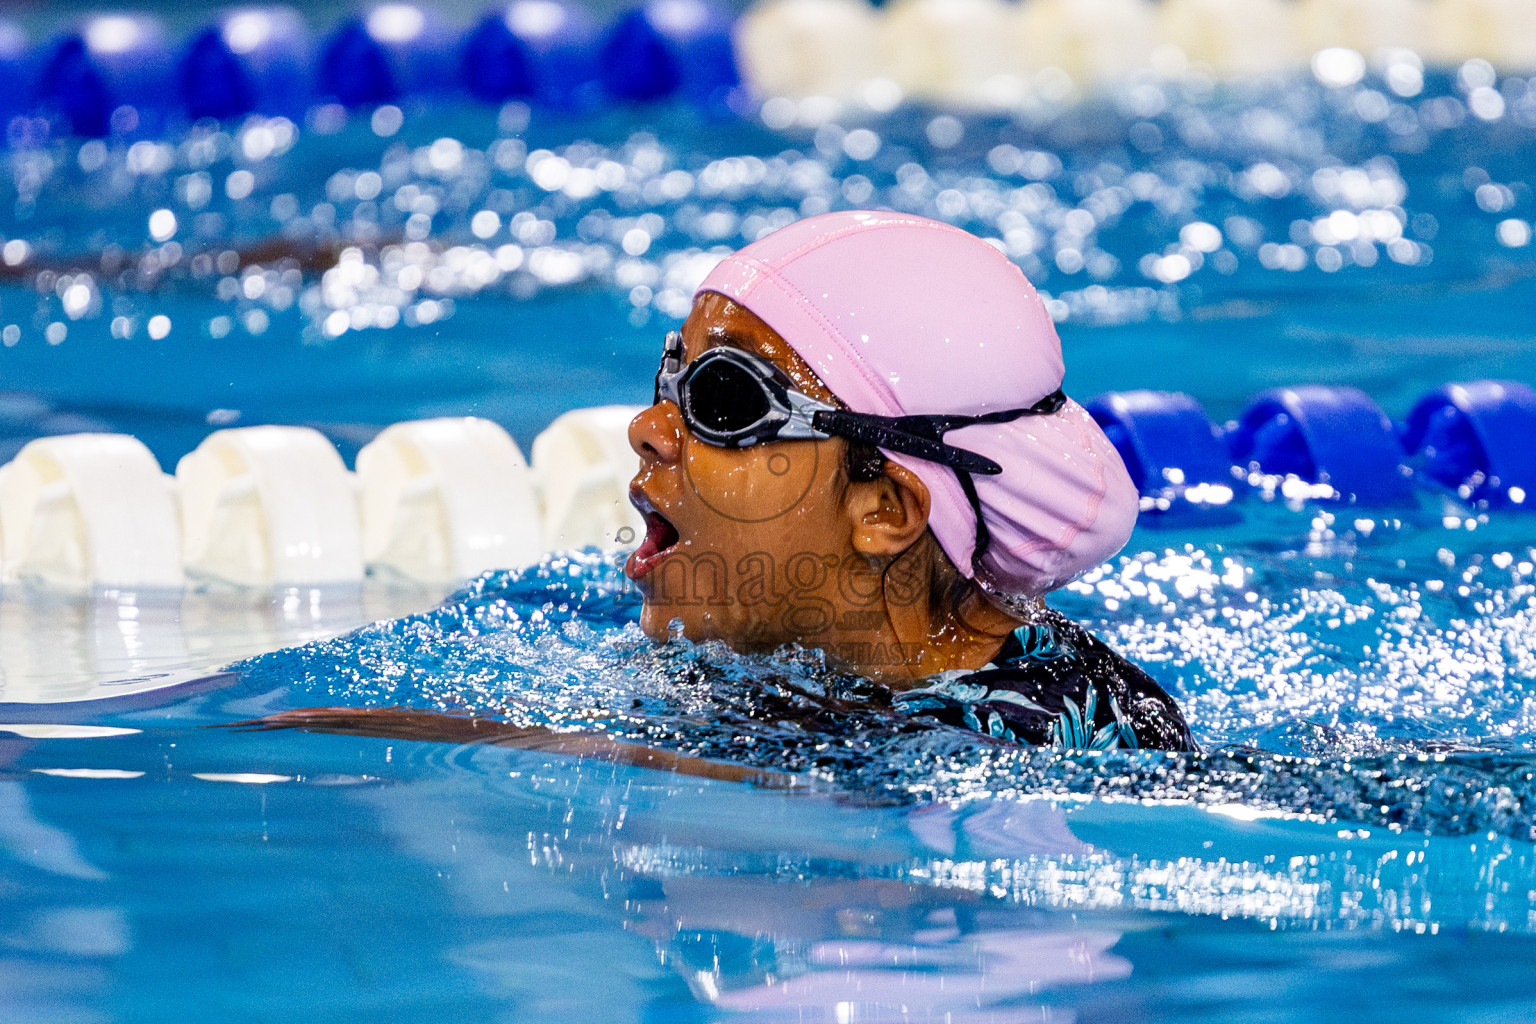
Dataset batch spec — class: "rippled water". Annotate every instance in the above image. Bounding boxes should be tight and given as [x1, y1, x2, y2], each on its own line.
[3, 61, 1536, 1022]
[233, 498, 1536, 837]
[5, 499, 1535, 1021]
[3, 63, 1535, 462]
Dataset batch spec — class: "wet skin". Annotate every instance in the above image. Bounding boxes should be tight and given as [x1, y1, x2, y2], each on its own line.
[625, 291, 1022, 687]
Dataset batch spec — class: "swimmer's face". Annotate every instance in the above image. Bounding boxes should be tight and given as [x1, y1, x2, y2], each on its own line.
[625, 292, 862, 648]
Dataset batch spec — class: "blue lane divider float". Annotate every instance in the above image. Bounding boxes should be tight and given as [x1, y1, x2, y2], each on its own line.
[319, 3, 462, 107]
[1227, 385, 1414, 505]
[600, 0, 741, 110]
[1401, 380, 1536, 508]
[462, 1, 602, 109]
[178, 7, 314, 121]
[1084, 390, 1238, 517]
[35, 15, 176, 137]
[2, 2, 747, 132]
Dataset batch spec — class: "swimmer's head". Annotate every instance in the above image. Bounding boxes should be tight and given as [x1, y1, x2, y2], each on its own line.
[626, 211, 1138, 682]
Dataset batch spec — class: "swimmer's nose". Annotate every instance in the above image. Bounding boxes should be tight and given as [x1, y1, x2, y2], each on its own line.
[629, 401, 684, 464]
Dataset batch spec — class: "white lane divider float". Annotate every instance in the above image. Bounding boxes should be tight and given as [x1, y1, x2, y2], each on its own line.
[1295, 0, 1429, 58]
[1015, 0, 1160, 91]
[177, 425, 363, 586]
[736, 0, 883, 104]
[880, 0, 1020, 107]
[738, 0, 1536, 106]
[1157, 0, 1301, 79]
[531, 404, 646, 553]
[357, 416, 541, 583]
[1424, 0, 1536, 71]
[0, 434, 183, 588]
[0, 407, 651, 590]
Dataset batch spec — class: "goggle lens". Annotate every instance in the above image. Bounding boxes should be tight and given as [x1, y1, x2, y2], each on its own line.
[683, 357, 772, 436]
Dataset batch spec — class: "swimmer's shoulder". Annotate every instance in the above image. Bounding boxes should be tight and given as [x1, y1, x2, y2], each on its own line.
[893, 608, 1197, 752]
[1025, 607, 1197, 752]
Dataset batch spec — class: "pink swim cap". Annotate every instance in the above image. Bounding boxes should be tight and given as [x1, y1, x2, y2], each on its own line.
[696, 210, 1139, 600]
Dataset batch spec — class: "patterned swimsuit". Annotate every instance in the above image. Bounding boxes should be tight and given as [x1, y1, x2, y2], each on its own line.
[892, 608, 1196, 752]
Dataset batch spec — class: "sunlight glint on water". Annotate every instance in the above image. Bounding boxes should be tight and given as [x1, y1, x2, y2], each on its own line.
[2, 60, 1536, 1022]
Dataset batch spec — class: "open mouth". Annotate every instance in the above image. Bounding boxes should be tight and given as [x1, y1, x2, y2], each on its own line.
[626, 495, 680, 580]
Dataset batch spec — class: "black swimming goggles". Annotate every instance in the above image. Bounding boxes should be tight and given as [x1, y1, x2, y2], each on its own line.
[653, 330, 1068, 566]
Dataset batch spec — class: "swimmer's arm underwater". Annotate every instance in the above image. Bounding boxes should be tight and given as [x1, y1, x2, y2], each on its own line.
[228, 707, 799, 788]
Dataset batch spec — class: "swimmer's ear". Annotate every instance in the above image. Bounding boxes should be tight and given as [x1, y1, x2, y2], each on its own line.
[845, 461, 931, 559]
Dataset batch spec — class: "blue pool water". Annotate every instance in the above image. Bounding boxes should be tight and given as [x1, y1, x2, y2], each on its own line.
[4, 69, 1536, 460]
[3, 64, 1536, 1021]
[7, 520, 1536, 1022]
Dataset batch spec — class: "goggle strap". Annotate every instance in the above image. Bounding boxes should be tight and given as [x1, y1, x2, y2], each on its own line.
[811, 409, 1004, 474]
[895, 388, 1068, 438]
[809, 388, 1068, 476]
[816, 387, 1069, 571]
[954, 468, 993, 572]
